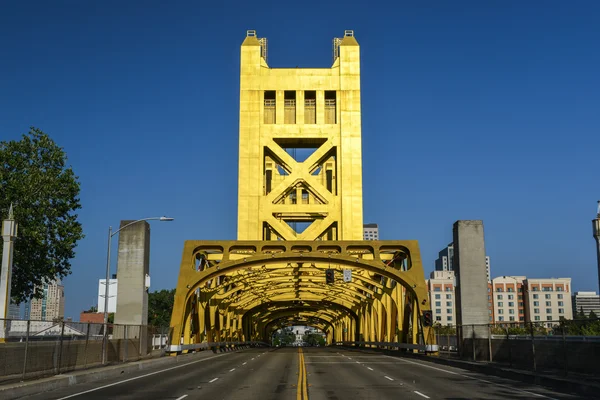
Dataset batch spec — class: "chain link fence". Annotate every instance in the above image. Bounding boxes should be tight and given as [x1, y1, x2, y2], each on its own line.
[0, 318, 170, 384]
[433, 317, 600, 379]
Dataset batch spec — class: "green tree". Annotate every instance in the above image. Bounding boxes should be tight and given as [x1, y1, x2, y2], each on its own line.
[0, 128, 84, 303]
[148, 289, 176, 327]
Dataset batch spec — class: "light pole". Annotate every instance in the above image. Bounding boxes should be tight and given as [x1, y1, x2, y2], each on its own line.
[101, 216, 174, 365]
[593, 201, 600, 294]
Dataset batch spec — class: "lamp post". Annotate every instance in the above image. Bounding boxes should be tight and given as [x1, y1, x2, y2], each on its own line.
[593, 201, 600, 294]
[101, 216, 174, 365]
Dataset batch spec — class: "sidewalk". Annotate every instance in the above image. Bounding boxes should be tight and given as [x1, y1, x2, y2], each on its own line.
[0, 347, 246, 400]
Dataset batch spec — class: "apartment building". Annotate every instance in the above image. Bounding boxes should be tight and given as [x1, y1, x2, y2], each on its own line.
[524, 278, 572, 326]
[363, 224, 379, 240]
[427, 271, 456, 325]
[491, 276, 526, 323]
[28, 280, 65, 321]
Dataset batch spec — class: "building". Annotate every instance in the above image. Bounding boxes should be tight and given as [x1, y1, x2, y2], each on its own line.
[28, 280, 65, 321]
[491, 276, 526, 323]
[237, 30, 363, 241]
[523, 278, 572, 326]
[7, 302, 21, 319]
[434, 243, 454, 272]
[363, 223, 379, 240]
[98, 276, 118, 313]
[572, 291, 600, 317]
[427, 271, 456, 325]
[435, 243, 490, 281]
[80, 311, 104, 324]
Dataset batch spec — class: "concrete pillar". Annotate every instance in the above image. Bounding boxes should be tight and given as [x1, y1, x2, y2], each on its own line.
[453, 220, 490, 359]
[0, 205, 18, 342]
[114, 220, 150, 351]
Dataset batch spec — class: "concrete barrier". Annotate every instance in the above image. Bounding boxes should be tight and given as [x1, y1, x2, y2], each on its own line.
[0, 346, 249, 400]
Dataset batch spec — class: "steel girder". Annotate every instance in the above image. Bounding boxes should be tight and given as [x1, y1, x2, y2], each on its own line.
[167, 240, 433, 352]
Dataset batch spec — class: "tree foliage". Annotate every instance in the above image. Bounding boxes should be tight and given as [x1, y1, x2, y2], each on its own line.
[148, 289, 176, 327]
[0, 127, 84, 303]
[302, 332, 326, 346]
[272, 327, 295, 346]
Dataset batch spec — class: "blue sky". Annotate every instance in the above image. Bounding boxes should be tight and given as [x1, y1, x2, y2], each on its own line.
[1, 1, 599, 320]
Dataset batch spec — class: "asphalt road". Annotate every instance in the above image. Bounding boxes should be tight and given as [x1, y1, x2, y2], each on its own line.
[19, 347, 587, 400]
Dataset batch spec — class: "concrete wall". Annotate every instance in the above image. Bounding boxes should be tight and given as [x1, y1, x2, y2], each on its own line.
[453, 220, 490, 349]
[114, 220, 150, 328]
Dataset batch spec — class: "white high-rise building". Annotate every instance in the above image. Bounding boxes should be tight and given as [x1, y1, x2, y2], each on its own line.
[571, 291, 600, 317]
[363, 223, 379, 240]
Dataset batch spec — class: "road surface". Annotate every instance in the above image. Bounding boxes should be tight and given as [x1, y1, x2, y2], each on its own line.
[20, 347, 585, 399]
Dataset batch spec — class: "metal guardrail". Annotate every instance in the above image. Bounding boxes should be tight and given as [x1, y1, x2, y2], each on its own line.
[166, 341, 269, 352]
[334, 341, 438, 352]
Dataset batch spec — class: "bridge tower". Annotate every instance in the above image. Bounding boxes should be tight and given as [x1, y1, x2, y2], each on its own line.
[238, 30, 363, 241]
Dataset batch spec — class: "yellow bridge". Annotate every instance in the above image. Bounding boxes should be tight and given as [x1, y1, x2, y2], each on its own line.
[167, 30, 434, 351]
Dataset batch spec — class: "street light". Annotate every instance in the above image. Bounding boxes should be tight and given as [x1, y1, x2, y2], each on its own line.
[101, 216, 174, 364]
[593, 201, 600, 294]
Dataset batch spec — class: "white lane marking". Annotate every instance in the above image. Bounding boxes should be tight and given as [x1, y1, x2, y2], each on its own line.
[384, 376, 394, 381]
[209, 377, 219, 383]
[347, 357, 352, 360]
[175, 395, 188, 400]
[385, 356, 559, 400]
[242, 362, 247, 365]
[355, 361, 360, 363]
[251, 358, 255, 360]
[229, 368, 236, 372]
[54, 353, 230, 399]
[414, 391, 430, 399]
[367, 367, 374, 371]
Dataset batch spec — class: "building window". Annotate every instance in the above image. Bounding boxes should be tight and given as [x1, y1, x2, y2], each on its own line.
[496, 288, 503, 292]
[324, 91, 336, 124]
[436, 316, 442, 321]
[447, 309, 452, 314]
[435, 294, 441, 299]
[534, 308, 540, 314]
[546, 301, 551, 306]
[507, 288, 514, 292]
[264, 91, 276, 124]
[446, 302, 452, 307]
[559, 308, 564, 314]
[547, 316, 553, 321]
[435, 301, 441, 307]
[557, 294, 563, 299]
[498, 309, 503, 314]
[447, 316, 453, 322]
[498, 302, 503, 307]
[304, 91, 316, 124]
[508, 302, 514, 307]
[509, 309, 515, 314]
[508, 294, 514, 300]
[434, 287, 441, 292]
[445, 287, 452, 292]
[519, 302, 524, 307]
[436, 309, 441, 314]
[535, 316, 540, 321]
[519, 316, 524, 321]
[498, 316, 504, 322]
[518, 295, 523, 300]
[509, 316, 515, 321]
[488, 295, 491, 300]
[533, 294, 539, 299]
[543, 287, 552, 292]
[446, 294, 452, 299]
[545, 294, 551, 299]
[533, 287, 539, 291]
[546, 308, 552, 314]
[284, 91, 296, 124]
[558, 301, 563, 306]
[497, 295, 503, 300]
[557, 287, 563, 291]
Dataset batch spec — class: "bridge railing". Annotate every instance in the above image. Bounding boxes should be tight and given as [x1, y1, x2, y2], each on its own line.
[434, 318, 600, 379]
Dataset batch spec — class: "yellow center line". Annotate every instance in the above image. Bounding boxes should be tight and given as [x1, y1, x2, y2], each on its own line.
[297, 348, 309, 399]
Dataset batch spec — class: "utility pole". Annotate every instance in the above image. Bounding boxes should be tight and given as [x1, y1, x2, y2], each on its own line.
[593, 201, 600, 293]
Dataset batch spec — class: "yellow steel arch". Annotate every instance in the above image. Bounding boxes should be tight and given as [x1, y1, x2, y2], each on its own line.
[167, 240, 433, 351]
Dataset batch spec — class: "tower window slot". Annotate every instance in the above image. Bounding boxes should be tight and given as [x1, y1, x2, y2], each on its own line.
[264, 91, 276, 124]
[304, 91, 316, 124]
[325, 91, 336, 124]
[284, 91, 296, 124]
